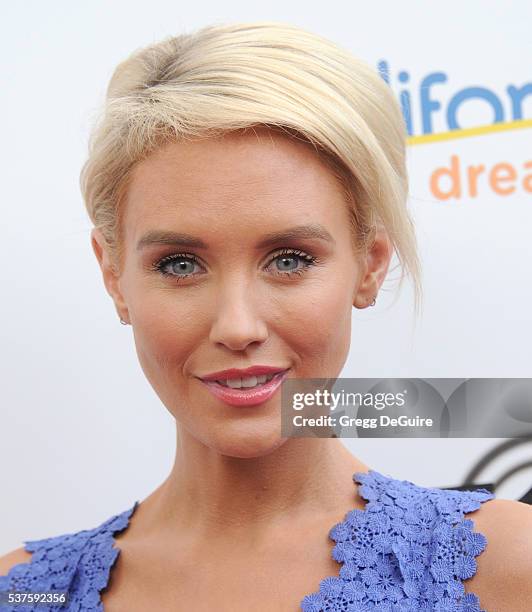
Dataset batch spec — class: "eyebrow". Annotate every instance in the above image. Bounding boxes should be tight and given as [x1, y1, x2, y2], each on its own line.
[136, 224, 335, 251]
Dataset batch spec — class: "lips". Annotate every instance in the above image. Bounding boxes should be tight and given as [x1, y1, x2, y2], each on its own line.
[198, 365, 289, 382]
[198, 369, 290, 407]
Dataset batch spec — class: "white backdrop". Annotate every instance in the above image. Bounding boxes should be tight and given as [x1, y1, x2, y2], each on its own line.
[1, 0, 531, 552]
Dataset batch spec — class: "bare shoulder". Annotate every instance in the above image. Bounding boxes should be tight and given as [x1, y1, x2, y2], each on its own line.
[464, 497, 532, 612]
[0, 546, 33, 577]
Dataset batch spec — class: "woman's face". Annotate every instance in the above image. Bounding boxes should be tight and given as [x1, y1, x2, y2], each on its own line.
[92, 128, 391, 458]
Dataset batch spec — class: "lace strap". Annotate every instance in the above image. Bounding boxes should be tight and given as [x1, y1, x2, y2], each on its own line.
[0, 532, 90, 611]
[301, 470, 495, 612]
[70, 501, 138, 610]
[0, 502, 138, 612]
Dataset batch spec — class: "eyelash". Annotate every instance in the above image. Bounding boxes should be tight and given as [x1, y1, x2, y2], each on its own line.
[150, 248, 319, 282]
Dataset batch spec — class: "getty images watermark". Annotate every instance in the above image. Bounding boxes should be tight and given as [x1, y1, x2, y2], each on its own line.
[280, 378, 532, 438]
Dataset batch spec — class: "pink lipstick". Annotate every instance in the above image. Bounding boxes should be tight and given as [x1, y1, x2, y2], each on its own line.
[198, 369, 289, 407]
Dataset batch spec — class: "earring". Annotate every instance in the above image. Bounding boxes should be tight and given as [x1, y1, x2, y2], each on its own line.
[354, 296, 377, 309]
[119, 318, 129, 325]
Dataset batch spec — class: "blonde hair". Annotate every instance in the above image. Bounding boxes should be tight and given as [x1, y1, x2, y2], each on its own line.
[80, 21, 422, 314]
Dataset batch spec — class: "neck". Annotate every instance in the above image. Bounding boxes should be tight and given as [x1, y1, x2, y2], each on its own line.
[136, 426, 370, 542]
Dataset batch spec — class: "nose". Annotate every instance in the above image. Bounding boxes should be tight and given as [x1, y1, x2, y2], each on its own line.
[209, 281, 269, 351]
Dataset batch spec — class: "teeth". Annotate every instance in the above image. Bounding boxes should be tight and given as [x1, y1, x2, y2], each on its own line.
[230, 376, 256, 388]
[216, 373, 277, 388]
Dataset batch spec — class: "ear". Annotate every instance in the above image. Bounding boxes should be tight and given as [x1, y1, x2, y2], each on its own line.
[353, 225, 393, 309]
[91, 228, 130, 324]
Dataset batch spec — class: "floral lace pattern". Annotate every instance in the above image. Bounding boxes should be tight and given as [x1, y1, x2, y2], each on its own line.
[0, 470, 494, 611]
[0, 502, 138, 611]
[300, 470, 494, 612]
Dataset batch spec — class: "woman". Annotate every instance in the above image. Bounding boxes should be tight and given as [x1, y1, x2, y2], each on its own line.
[1, 21, 531, 612]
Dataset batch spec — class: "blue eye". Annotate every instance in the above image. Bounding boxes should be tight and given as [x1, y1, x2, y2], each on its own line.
[266, 249, 318, 277]
[153, 254, 203, 279]
[152, 248, 318, 281]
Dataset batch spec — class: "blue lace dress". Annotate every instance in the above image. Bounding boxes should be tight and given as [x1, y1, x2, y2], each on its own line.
[0, 469, 495, 611]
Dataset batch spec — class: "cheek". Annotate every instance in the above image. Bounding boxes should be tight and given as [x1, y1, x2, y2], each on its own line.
[271, 275, 354, 374]
[128, 287, 207, 378]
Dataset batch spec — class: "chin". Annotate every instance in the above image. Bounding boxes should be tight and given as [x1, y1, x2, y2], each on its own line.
[206, 425, 290, 459]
